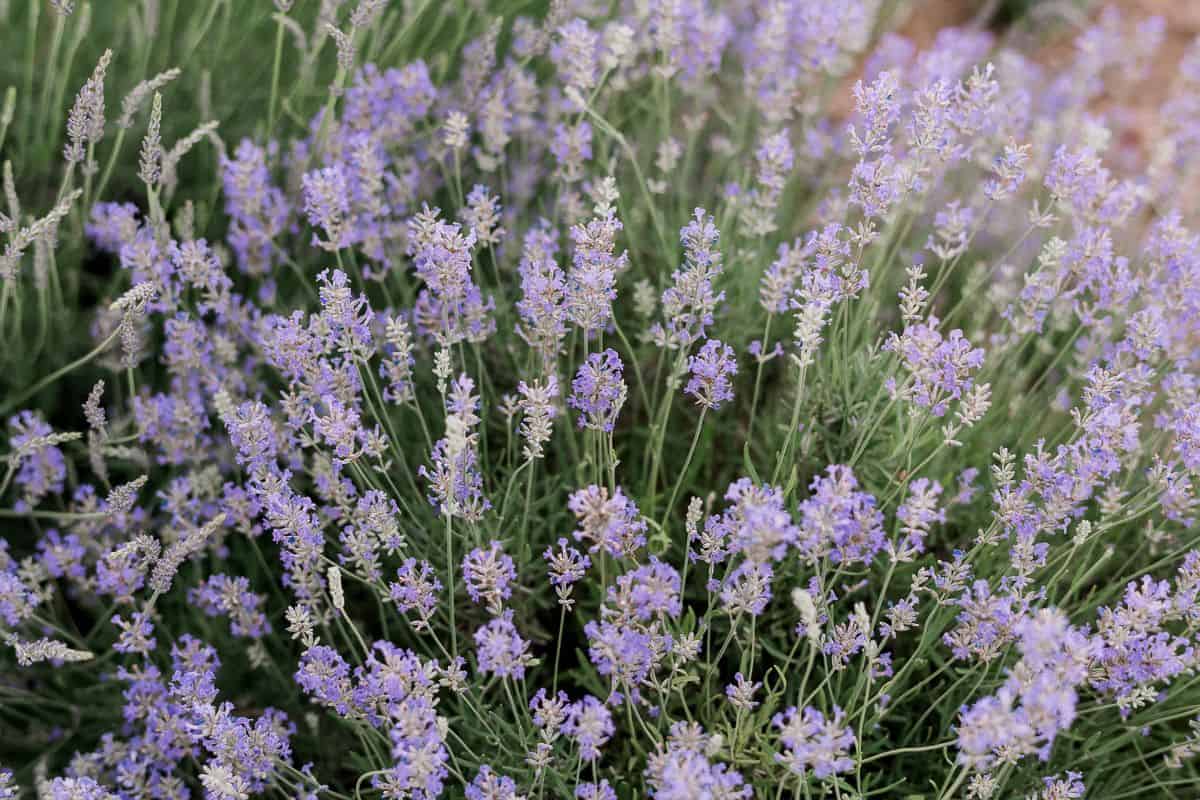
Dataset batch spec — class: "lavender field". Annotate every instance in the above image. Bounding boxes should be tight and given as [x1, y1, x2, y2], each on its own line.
[1, 0, 1199, 797]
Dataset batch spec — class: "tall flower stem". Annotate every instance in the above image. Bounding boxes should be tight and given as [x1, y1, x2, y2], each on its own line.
[660, 408, 705, 531]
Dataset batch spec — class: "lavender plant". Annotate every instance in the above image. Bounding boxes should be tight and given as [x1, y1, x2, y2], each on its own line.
[1, 1, 1199, 798]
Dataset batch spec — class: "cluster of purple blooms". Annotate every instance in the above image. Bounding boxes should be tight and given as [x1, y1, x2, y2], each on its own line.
[884, 315, 986, 418]
[48, 636, 298, 800]
[772, 705, 856, 779]
[4, 1, 1200, 799]
[684, 339, 738, 411]
[568, 350, 626, 432]
[644, 722, 751, 799]
[956, 609, 1095, 768]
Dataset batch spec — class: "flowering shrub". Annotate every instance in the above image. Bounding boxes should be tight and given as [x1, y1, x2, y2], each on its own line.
[2, 1, 1200, 798]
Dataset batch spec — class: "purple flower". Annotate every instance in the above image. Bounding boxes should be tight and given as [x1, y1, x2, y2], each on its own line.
[943, 579, 1026, 663]
[389, 558, 442, 626]
[44, 778, 118, 800]
[552, 122, 593, 184]
[743, 0, 873, 123]
[420, 375, 490, 521]
[952, 467, 979, 505]
[189, 574, 271, 639]
[544, 537, 591, 608]
[530, 687, 570, 731]
[552, 19, 600, 95]
[0, 556, 39, 623]
[583, 618, 667, 698]
[569, 349, 627, 431]
[515, 222, 567, 371]
[725, 673, 761, 711]
[894, 478, 945, 558]
[462, 540, 518, 614]
[798, 465, 885, 566]
[720, 561, 774, 617]
[565, 211, 625, 332]
[301, 165, 351, 249]
[955, 609, 1095, 768]
[410, 209, 476, 305]
[421, 435, 489, 520]
[1044, 145, 1140, 226]
[745, 133, 794, 236]
[340, 61, 437, 142]
[112, 611, 156, 654]
[562, 695, 614, 761]
[575, 780, 617, 800]
[884, 316, 985, 417]
[311, 394, 372, 468]
[1090, 575, 1194, 710]
[85, 202, 141, 253]
[296, 645, 354, 715]
[408, 207, 495, 345]
[772, 705, 856, 779]
[352, 642, 444, 724]
[221, 139, 290, 275]
[462, 185, 504, 247]
[646, 721, 751, 798]
[475, 610, 532, 679]
[37, 530, 86, 580]
[7, 411, 69, 510]
[1033, 772, 1085, 799]
[317, 268, 374, 356]
[685, 339, 737, 410]
[671, 6, 733, 85]
[608, 558, 682, 620]
[465, 766, 522, 800]
[652, 208, 725, 349]
[172, 633, 220, 674]
[380, 314, 416, 404]
[382, 692, 448, 799]
[569, 484, 646, 558]
[955, 689, 1032, 769]
[517, 375, 559, 461]
[713, 479, 800, 563]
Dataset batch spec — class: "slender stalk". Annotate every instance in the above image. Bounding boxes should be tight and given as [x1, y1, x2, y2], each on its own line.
[269, 14, 289, 142]
[444, 509, 458, 660]
[0, 326, 120, 416]
[660, 408, 705, 531]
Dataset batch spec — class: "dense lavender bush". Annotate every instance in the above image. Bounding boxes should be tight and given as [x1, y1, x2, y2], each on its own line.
[1, 0, 1199, 797]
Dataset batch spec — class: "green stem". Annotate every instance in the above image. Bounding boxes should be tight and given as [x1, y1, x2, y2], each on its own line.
[0, 326, 121, 416]
[267, 16, 286, 141]
[660, 408, 705, 531]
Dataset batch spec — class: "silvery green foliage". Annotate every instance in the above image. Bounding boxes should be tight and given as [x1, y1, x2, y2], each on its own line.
[2, 2, 1200, 799]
